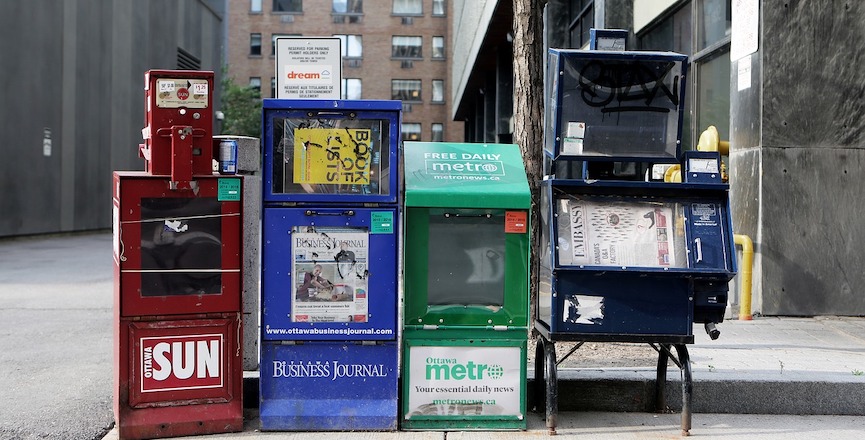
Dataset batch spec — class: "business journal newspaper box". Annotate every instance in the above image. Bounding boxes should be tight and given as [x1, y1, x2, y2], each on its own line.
[535, 49, 737, 435]
[402, 141, 531, 430]
[259, 99, 401, 431]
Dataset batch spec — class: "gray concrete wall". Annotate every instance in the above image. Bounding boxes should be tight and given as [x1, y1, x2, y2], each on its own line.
[731, 1, 865, 315]
[0, 0, 224, 237]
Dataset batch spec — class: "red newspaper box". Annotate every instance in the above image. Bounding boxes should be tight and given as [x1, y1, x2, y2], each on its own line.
[113, 173, 243, 439]
[113, 70, 243, 439]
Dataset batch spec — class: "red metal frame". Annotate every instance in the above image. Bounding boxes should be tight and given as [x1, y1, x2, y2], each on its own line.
[141, 70, 214, 178]
[115, 316, 243, 439]
[114, 172, 242, 317]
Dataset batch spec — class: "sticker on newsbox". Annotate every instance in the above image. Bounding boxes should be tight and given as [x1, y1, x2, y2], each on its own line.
[505, 211, 527, 233]
[218, 178, 241, 201]
[371, 211, 394, 234]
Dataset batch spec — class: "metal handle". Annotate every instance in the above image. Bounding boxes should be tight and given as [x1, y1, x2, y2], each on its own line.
[305, 210, 355, 217]
[694, 237, 703, 263]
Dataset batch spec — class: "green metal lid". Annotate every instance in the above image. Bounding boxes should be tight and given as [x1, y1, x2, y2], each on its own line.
[404, 142, 531, 208]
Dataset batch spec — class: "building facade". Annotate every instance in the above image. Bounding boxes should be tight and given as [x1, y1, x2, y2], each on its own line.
[0, 0, 225, 237]
[453, 0, 865, 317]
[226, 0, 463, 142]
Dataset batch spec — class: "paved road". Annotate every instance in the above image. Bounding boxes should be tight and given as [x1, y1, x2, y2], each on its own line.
[0, 232, 114, 440]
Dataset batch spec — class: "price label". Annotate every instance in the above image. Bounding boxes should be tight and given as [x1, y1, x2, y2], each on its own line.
[158, 80, 175, 92]
[193, 82, 208, 95]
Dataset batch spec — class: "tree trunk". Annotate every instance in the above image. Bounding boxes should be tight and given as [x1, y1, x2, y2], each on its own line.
[513, 0, 546, 333]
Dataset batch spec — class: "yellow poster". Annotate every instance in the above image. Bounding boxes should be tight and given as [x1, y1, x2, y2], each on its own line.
[293, 128, 372, 185]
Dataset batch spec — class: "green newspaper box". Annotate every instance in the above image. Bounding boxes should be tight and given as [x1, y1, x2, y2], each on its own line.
[402, 142, 531, 430]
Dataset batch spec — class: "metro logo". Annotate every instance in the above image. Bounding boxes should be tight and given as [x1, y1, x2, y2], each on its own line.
[140, 334, 224, 393]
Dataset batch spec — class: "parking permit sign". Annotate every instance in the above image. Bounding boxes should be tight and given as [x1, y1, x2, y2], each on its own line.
[276, 37, 341, 99]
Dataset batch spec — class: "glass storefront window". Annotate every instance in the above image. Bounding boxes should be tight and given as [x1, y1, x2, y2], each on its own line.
[697, 0, 731, 52]
[696, 49, 731, 141]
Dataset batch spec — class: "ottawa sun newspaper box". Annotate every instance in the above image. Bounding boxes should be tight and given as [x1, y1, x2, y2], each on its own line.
[402, 142, 531, 430]
[535, 49, 737, 434]
[113, 70, 243, 439]
[259, 99, 401, 430]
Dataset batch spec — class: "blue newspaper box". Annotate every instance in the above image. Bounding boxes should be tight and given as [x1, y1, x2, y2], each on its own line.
[259, 99, 401, 431]
[535, 49, 737, 435]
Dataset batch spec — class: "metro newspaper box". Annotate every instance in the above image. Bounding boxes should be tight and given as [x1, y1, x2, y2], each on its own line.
[402, 142, 530, 430]
[113, 70, 243, 439]
[535, 49, 737, 435]
[259, 99, 401, 431]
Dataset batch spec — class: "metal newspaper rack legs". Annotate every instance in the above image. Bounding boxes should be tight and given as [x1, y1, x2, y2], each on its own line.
[533, 336, 693, 436]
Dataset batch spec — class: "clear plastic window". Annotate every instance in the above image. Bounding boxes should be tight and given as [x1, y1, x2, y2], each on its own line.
[550, 53, 684, 159]
[139, 198, 222, 296]
[271, 114, 390, 195]
[427, 211, 505, 306]
[555, 194, 687, 268]
[290, 226, 370, 323]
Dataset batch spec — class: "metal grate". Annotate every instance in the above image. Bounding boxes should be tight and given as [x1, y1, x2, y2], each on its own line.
[401, 60, 414, 69]
[401, 16, 413, 25]
[176, 47, 201, 70]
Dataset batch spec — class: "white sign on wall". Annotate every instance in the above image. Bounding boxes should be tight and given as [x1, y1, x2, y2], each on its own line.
[731, 0, 759, 61]
[275, 37, 342, 99]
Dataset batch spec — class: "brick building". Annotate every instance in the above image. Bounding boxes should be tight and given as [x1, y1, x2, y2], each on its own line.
[226, 0, 463, 142]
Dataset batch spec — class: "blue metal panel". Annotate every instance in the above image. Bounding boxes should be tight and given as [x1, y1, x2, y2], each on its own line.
[260, 341, 398, 431]
[261, 99, 401, 204]
[261, 207, 398, 341]
[549, 273, 692, 337]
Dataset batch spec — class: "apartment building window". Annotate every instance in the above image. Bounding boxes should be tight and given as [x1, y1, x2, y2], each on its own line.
[402, 123, 421, 141]
[431, 80, 444, 103]
[333, 0, 362, 13]
[432, 0, 446, 16]
[333, 0, 362, 22]
[272, 34, 295, 56]
[251, 0, 262, 13]
[250, 33, 262, 56]
[392, 36, 422, 59]
[569, 0, 594, 49]
[393, 0, 422, 15]
[273, 0, 302, 13]
[392, 79, 422, 102]
[249, 77, 262, 92]
[271, 78, 276, 98]
[431, 36, 445, 59]
[334, 34, 363, 58]
[431, 123, 444, 142]
[342, 78, 362, 100]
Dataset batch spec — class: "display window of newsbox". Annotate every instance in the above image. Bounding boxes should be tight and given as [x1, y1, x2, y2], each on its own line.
[544, 49, 687, 163]
[260, 207, 398, 341]
[541, 184, 735, 274]
[113, 173, 242, 317]
[262, 99, 401, 204]
[402, 142, 532, 329]
[403, 207, 530, 328]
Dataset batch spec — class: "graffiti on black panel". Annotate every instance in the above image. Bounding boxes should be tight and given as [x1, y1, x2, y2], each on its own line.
[578, 60, 680, 113]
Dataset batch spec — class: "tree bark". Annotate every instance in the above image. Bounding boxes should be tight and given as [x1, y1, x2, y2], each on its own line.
[513, 0, 547, 333]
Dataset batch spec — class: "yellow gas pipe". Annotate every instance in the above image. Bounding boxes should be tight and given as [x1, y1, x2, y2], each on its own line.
[733, 234, 753, 320]
[667, 126, 753, 320]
